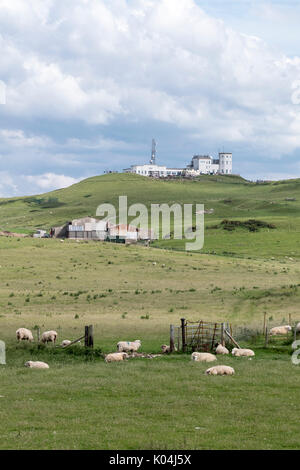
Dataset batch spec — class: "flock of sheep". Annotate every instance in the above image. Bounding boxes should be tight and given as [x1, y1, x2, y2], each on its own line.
[191, 345, 255, 376]
[16, 322, 300, 372]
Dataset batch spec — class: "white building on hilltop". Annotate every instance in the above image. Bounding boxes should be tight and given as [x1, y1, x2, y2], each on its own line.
[188, 153, 232, 175]
[123, 140, 232, 177]
[123, 164, 184, 178]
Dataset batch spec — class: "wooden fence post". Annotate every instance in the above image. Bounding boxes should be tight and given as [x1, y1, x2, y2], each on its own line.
[170, 325, 175, 353]
[85, 325, 94, 348]
[264, 328, 269, 348]
[37, 328, 40, 343]
[221, 323, 225, 346]
[181, 318, 186, 353]
[263, 312, 266, 335]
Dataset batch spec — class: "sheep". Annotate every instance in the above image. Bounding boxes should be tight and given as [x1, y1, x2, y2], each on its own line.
[161, 344, 177, 354]
[16, 328, 34, 342]
[105, 352, 128, 363]
[24, 361, 49, 369]
[205, 365, 235, 376]
[232, 347, 255, 357]
[61, 340, 71, 347]
[191, 352, 217, 363]
[295, 322, 300, 333]
[269, 325, 292, 336]
[117, 340, 141, 353]
[41, 330, 58, 344]
[215, 343, 229, 355]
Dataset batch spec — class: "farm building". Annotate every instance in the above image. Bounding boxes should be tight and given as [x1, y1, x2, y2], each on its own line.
[50, 217, 107, 241]
[68, 217, 107, 240]
[50, 217, 154, 243]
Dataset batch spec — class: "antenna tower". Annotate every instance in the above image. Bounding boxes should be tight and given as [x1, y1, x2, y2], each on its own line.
[150, 139, 156, 165]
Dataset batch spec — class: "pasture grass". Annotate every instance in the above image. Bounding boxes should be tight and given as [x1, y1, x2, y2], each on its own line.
[0, 238, 300, 449]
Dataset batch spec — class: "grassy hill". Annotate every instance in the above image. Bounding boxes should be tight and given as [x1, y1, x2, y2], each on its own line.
[1, 174, 300, 449]
[1, 173, 300, 258]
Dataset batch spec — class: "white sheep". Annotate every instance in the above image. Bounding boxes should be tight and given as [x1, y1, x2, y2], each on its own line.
[61, 340, 71, 347]
[16, 328, 34, 342]
[105, 352, 128, 363]
[161, 344, 177, 354]
[41, 330, 58, 344]
[215, 343, 229, 355]
[117, 340, 141, 353]
[205, 365, 235, 376]
[25, 361, 49, 369]
[295, 322, 300, 333]
[269, 325, 292, 336]
[232, 347, 255, 357]
[191, 352, 217, 363]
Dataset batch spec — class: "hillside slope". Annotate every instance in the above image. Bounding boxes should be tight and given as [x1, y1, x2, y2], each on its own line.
[0, 173, 299, 228]
[0, 173, 300, 258]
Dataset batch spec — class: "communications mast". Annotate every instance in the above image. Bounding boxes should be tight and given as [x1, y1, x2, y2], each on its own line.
[150, 139, 156, 165]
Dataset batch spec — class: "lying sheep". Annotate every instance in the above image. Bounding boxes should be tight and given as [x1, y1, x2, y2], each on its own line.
[105, 352, 128, 363]
[269, 325, 292, 336]
[232, 347, 255, 357]
[117, 340, 141, 353]
[215, 343, 229, 355]
[25, 361, 49, 369]
[16, 328, 34, 342]
[61, 340, 71, 347]
[205, 365, 235, 376]
[161, 344, 177, 354]
[41, 330, 58, 344]
[191, 352, 217, 363]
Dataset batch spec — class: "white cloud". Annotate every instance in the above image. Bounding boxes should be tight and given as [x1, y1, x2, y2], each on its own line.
[0, 171, 19, 197]
[0, 0, 300, 192]
[0, 0, 299, 148]
[24, 173, 80, 190]
[0, 129, 52, 147]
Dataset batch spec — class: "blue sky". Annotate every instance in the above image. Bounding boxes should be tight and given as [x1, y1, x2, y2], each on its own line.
[0, 0, 300, 196]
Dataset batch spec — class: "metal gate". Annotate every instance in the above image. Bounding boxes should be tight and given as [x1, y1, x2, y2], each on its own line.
[171, 319, 233, 352]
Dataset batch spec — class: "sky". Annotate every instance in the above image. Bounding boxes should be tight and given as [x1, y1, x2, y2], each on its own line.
[0, 0, 300, 196]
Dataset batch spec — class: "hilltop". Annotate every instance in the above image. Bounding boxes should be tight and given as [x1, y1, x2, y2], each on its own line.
[0, 172, 300, 258]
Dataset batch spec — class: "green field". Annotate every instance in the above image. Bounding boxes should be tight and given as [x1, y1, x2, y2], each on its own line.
[1, 174, 300, 449]
[0, 233, 300, 450]
[1, 173, 300, 260]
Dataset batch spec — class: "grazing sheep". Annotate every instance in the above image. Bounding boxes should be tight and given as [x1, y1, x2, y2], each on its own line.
[25, 361, 49, 369]
[295, 322, 300, 333]
[215, 343, 229, 355]
[161, 344, 177, 354]
[16, 328, 34, 342]
[232, 347, 255, 357]
[205, 365, 235, 376]
[41, 330, 58, 344]
[117, 340, 141, 353]
[105, 352, 128, 363]
[191, 352, 217, 363]
[269, 325, 292, 336]
[61, 340, 71, 347]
